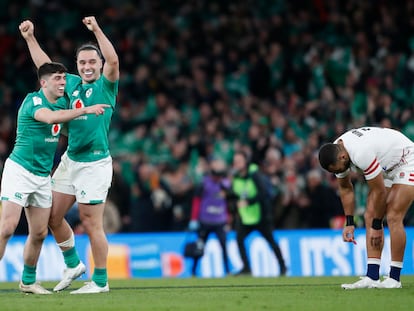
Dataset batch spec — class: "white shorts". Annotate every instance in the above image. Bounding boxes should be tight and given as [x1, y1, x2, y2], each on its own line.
[0, 158, 52, 208]
[383, 147, 414, 188]
[52, 152, 112, 204]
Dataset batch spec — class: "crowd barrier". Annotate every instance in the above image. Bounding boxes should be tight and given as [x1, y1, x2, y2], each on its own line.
[1, 228, 413, 282]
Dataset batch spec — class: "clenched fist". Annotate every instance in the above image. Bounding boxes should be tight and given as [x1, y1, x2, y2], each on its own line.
[19, 20, 34, 39]
[82, 16, 99, 32]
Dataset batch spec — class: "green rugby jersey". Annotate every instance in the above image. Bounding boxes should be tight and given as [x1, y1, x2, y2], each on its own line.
[9, 90, 67, 176]
[65, 74, 118, 162]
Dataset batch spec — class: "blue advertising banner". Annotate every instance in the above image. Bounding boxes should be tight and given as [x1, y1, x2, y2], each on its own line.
[1, 228, 413, 282]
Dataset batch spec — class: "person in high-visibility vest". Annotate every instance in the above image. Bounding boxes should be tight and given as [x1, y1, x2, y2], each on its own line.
[230, 151, 287, 276]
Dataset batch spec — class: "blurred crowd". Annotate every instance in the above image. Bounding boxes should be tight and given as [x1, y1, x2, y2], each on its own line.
[1, 0, 414, 234]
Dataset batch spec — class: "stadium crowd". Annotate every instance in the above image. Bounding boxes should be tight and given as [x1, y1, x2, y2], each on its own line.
[1, 0, 414, 234]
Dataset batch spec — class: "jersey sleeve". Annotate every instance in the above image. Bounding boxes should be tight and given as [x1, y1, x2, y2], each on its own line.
[352, 149, 382, 180]
[25, 94, 47, 118]
[101, 75, 118, 108]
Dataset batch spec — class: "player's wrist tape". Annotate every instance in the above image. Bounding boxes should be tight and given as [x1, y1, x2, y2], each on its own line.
[372, 218, 383, 230]
[345, 215, 355, 226]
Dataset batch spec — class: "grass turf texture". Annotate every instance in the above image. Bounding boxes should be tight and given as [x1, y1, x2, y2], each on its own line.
[1, 276, 413, 311]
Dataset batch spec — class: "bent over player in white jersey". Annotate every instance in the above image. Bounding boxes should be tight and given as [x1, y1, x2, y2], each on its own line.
[0, 63, 108, 294]
[318, 127, 414, 289]
[19, 16, 119, 294]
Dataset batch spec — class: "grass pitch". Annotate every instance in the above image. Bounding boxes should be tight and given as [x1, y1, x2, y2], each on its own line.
[1, 276, 413, 311]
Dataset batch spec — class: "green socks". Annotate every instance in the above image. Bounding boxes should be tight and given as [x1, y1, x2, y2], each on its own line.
[22, 264, 36, 285]
[64, 247, 107, 287]
[63, 247, 81, 268]
[92, 268, 108, 287]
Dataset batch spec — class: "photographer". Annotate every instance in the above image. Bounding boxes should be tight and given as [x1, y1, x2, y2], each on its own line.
[188, 159, 231, 276]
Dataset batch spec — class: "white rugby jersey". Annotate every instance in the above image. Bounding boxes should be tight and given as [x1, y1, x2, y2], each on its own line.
[334, 127, 414, 180]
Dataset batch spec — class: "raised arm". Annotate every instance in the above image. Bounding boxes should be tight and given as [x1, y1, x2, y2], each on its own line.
[83, 16, 119, 82]
[19, 20, 51, 69]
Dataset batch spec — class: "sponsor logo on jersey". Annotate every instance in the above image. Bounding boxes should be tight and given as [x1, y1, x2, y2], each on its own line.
[72, 99, 84, 109]
[51, 124, 61, 136]
[72, 90, 80, 97]
[45, 137, 59, 142]
[44, 123, 61, 142]
[33, 96, 42, 106]
[86, 88, 93, 98]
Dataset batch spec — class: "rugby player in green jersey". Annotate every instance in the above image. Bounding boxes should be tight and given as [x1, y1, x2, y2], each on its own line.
[0, 62, 108, 294]
[20, 15, 119, 294]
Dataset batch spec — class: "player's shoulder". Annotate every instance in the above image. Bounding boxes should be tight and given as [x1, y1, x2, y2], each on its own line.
[17, 91, 48, 119]
[100, 74, 119, 89]
[22, 91, 45, 107]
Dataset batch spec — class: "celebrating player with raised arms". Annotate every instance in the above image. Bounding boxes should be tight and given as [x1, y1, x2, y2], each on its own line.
[19, 16, 119, 294]
[0, 62, 108, 294]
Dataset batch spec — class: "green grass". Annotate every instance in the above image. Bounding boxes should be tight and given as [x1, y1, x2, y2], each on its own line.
[1, 276, 414, 311]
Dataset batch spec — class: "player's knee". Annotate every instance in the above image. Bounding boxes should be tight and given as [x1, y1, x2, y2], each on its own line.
[39, 228, 49, 240]
[386, 211, 404, 227]
[0, 224, 16, 240]
[48, 213, 62, 230]
[30, 227, 49, 241]
[80, 216, 100, 234]
[84, 221, 102, 233]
